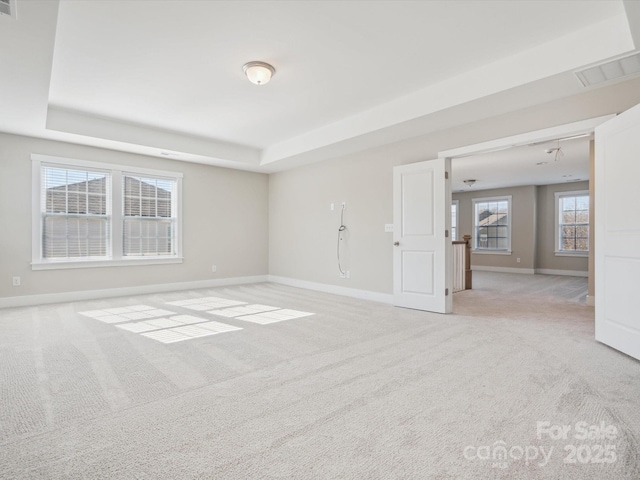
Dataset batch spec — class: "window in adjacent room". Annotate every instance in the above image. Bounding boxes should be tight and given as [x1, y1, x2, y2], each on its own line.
[555, 190, 589, 255]
[451, 200, 459, 241]
[472, 196, 511, 252]
[32, 154, 182, 269]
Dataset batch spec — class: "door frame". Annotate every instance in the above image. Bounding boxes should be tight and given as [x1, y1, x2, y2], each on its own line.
[392, 114, 614, 314]
[438, 115, 614, 161]
[437, 114, 614, 306]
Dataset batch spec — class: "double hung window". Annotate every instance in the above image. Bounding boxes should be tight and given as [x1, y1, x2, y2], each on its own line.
[472, 196, 511, 252]
[32, 154, 182, 269]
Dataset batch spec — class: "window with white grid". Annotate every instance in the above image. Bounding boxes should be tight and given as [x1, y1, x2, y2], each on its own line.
[123, 175, 177, 257]
[472, 196, 512, 252]
[41, 165, 111, 259]
[555, 190, 589, 255]
[451, 200, 459, 241]
[32, 154, 182, 269]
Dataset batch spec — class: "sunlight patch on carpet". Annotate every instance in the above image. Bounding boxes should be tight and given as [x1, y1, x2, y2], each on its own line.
[141, 321, 242, 343]
[80, 296, 315, 344]
[210, 304, 280, 318]
[235, 309, 314, 325]
[79, 306, 176, 324]
[166, 297, 247, 311]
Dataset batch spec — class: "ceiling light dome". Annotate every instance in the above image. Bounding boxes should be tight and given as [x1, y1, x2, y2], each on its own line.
[243, 61, 275, 85]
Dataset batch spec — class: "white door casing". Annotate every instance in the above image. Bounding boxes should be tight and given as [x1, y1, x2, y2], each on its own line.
[595, 103, 640, 361]
[393, 158, 452, 313]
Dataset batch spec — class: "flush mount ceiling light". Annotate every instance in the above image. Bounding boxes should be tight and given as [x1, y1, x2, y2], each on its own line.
[463, 179, 477, 187]
[243, 61, 275, 85]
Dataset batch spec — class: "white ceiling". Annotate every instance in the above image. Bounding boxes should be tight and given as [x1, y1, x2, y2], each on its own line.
[451, 136, 591, 192]
[48, 0, 623, 148]
[1, 0, 640, 175]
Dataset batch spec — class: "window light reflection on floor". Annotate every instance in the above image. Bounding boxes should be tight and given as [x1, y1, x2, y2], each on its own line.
[78, 297, 315, 344]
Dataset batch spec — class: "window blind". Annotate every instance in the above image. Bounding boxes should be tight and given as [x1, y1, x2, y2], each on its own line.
[41, 165, 111, 259]
[123, 175, 176, 256]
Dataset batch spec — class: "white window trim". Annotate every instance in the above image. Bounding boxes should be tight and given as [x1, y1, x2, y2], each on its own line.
[471, 250, 512, 256]
[554, 189, 589, 257]
[471, 195, 512, 254]
[31, 153, 183, 270]
[451, 199, 459, 241]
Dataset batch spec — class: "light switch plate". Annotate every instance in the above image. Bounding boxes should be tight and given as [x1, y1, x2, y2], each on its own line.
[384, 224, 394, 233]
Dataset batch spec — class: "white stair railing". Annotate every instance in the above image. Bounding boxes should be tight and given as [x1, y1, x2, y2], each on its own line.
[452, 235, 472, 293]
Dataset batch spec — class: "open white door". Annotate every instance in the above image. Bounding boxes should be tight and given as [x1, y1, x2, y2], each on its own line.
[393, 158, 452, 313]
[595, 103, 640, 361]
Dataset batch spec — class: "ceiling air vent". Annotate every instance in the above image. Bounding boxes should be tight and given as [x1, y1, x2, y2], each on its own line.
[0, 0, 16, 19]
[575, 52, 640, 87]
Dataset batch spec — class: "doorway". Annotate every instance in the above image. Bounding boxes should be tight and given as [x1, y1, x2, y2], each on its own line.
[440, 116, 612, 306]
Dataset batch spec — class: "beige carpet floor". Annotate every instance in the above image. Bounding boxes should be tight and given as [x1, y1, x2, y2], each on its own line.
[0, 274, 638, 479]
[468, 270, 589, 304]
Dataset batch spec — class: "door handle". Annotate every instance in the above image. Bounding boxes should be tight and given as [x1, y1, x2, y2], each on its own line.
[394, 241, 400, 246]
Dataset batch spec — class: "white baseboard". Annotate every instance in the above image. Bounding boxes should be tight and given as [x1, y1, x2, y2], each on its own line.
[471, 266, 535, 274]
[534, 269, 588, 277]
[0, 275, 269, 309]
[268, 275, 393, 304]
[472, 265, 588, 277]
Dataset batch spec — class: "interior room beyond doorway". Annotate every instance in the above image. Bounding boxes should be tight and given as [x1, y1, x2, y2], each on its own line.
[447, 120, 598, 303]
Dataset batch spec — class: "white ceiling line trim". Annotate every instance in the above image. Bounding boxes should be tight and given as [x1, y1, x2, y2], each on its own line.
[438, 114, 615, 160]
[46, 107, 262, 166]
[260, 15, 632, 167]
[3, 2, 636, 175]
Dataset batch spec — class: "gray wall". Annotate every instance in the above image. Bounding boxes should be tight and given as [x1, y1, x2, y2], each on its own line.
[536, 181, 589, 272]
[266, 75, 640, 295]
[269, 154, 396, 294]
[4, 74, 640, 300]
[0, 133, 269, 298]
[453, 181, 589, 273]
[453, 185, 537, 270]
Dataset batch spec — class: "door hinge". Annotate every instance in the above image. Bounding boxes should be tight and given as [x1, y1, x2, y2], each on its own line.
[445, 229, 449, 238]
[445, 171, 449, 180]
[445, 288, 449, 296]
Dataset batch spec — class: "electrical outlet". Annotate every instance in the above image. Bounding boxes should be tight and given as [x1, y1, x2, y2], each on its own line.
[341, 201, 346, 210]
[339, 272, 346, 279]
[516, 258, 521, 263]
[384, 224, 394, 233]
[12, 276, 20, 287]
[330, 203, 335, 211]
[212, 265, 217, 273]
[346, 270, 351, 279]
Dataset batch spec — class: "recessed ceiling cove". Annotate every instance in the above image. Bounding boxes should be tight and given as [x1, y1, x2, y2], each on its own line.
[1, 0, 637, 171]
